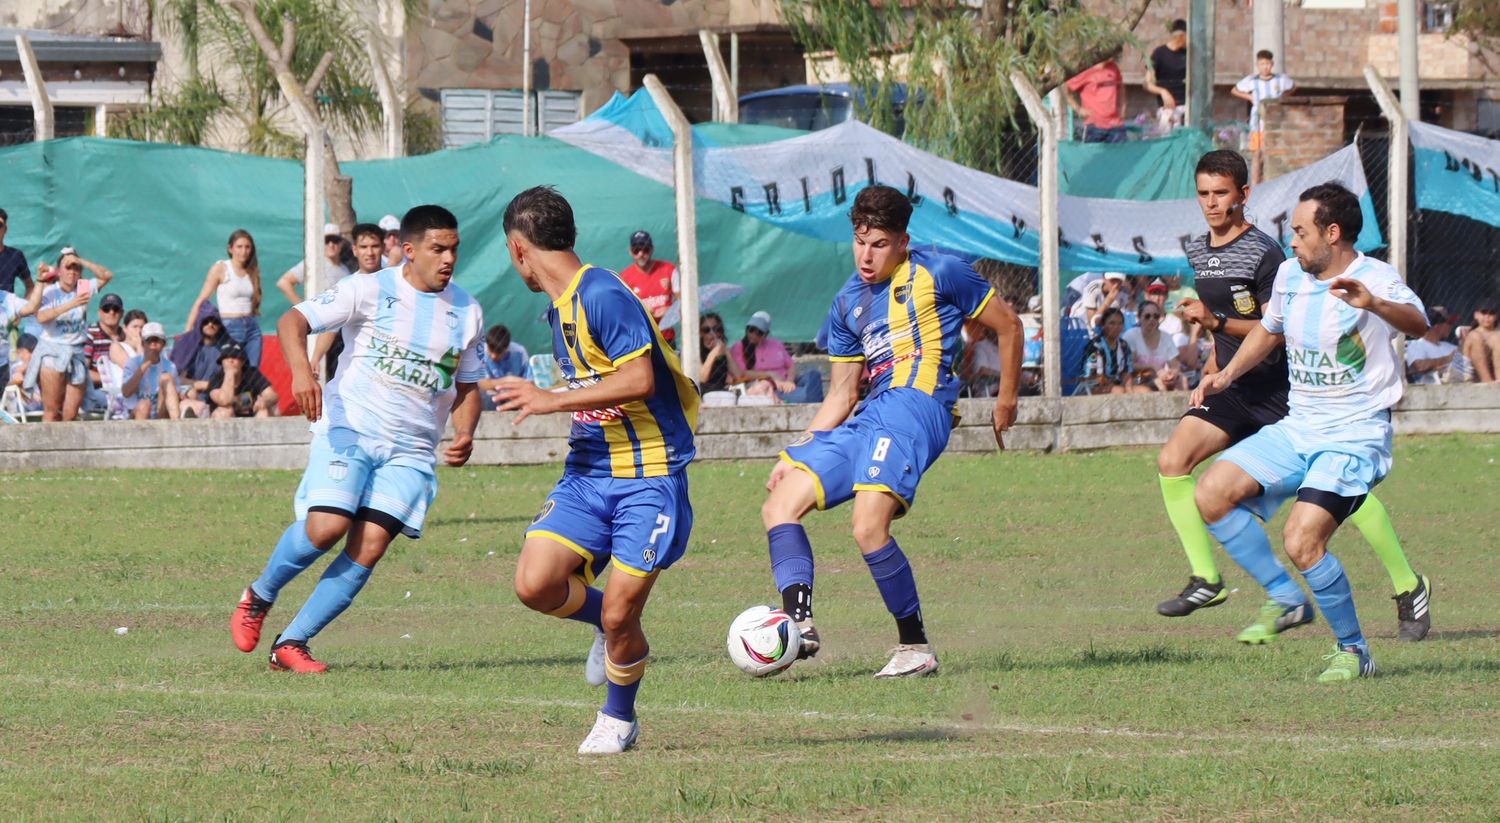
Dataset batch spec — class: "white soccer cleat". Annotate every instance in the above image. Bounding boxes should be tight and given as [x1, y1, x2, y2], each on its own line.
[874, 643, 939, 678]
[577, 711, 639, 754]
[585, 628, 607, 687]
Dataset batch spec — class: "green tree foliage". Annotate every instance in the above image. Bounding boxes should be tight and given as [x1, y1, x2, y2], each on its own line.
[780, 0, 1152, 176]
[120, 0, 396, 157]
[1451, 0, 1500, 75]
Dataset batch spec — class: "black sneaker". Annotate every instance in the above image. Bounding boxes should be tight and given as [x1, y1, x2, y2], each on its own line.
[1394, 574, 1431, 641]
[796, 620, 821, 660]
[1156, 576, 1228, 617]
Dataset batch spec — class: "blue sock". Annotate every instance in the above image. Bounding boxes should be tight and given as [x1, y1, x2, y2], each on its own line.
[864, 539, 926, 644]
[769, 524, 815, 621]
[1207, 506, 1306, 608]
[1302, 552, 1366, 652]
[279, 551, 373, 643]
[602, 655, 646, 723]
[251, 521, 327, 602]
[569, 586, 603, 628]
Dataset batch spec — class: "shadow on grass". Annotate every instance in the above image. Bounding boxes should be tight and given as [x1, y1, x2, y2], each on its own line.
[763, 726, 972, 747]
[424, 514, 533, 528]
[788, 645, 1216, 680]
[343, 654, 681, 673]
[1363, 658, 1500, 679]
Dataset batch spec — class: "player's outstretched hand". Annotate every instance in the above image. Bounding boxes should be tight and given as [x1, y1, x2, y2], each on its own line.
[291, 370, 321, 422]
[1191, 371, 1232, 409]
[992, 398, 1017, 450]
[1329, 276, 1375, 309]
[444, 432, 474, 467]
[766, 459, 794, 492]
[494, 376, 557, 425]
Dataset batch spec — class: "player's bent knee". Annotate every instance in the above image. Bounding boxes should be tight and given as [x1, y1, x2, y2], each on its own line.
[600, 600, 641, 636]
[851, 519, 891, 554]
[303, 515, 349, 550]
[513, 571, 566, 612]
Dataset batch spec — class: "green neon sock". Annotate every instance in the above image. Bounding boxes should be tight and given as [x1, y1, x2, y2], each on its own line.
[1160, 474, 1219, 584]
[1347, 494, 1419, 594]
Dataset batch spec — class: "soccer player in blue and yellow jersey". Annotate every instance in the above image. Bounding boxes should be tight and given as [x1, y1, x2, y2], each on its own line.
[761, 184, 1024, 678]
[494, 187, 699, 754]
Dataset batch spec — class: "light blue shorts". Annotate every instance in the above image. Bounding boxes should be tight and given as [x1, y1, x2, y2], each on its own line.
[1219, 413, 1392, 521]
[292, 426, 437, 539]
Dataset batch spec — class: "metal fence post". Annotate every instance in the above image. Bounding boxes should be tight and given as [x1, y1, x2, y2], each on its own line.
[1011, 73, 1062, 399]
[643, 75, 701, 382]
[1365, 66, 1409, 281]
[15, 34, 53, 141]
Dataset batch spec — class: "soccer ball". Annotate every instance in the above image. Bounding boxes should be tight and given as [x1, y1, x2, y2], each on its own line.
[727, 605, 801, 677]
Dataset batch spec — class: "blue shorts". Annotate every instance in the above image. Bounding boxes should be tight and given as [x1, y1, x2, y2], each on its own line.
[780, 388, 952, 515]
[293, 427, 437, 539]
[525, 471, 693, 584]
[1220, 414, 1392, 521]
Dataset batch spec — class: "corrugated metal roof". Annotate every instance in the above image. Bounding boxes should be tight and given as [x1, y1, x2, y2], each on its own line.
[0, 28, 161, 64]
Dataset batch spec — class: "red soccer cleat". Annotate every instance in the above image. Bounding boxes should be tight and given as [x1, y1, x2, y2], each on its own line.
[268, 637, 328, 673]
[231, 587, 273, 652]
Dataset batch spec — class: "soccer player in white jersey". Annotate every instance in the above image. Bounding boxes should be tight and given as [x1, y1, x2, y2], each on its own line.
[229, 205, 487, 672]
[1192, 183, 1429, 683]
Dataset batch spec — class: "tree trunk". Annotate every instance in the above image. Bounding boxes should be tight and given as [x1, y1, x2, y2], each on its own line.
[322, 134, 355, 233]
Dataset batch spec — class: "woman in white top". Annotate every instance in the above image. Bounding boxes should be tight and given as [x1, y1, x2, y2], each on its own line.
[29, 247, 115, 421]
[186, 229, 264, 366]
[1121, 302, 1188, 392]
[108, 309, 147, 419]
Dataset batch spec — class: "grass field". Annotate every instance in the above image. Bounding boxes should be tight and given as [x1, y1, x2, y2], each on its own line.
[3, 433, 1499, 820]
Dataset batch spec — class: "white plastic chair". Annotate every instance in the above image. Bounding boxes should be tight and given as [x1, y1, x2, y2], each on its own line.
[1, 384, 40, 423]
[701, 390, 737, 407]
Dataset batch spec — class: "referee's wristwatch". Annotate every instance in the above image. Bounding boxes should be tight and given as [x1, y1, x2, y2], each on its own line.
[1211, 311, 1228, 332]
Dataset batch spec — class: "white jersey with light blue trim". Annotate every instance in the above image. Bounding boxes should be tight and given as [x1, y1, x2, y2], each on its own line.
[294, 265, 486, 467]
[1261, 253, 1424, 429]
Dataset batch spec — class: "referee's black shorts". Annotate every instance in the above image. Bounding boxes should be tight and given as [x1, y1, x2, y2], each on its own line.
[1182, 381, 1289, 446]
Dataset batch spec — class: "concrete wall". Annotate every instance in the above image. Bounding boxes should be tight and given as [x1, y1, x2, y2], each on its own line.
[3, 385, 1495, 472]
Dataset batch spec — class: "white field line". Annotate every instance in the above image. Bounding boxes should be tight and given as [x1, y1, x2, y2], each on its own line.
[3, 673, 1494, 755]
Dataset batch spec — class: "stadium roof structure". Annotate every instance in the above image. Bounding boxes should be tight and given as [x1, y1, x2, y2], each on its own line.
[0, 28, 162, 64]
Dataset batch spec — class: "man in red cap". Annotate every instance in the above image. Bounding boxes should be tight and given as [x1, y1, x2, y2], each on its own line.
[618, 230, 678, 341]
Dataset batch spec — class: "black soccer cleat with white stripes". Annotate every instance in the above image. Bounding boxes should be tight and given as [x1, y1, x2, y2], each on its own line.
[1394, 574, 1431, 641]
[1156, 576, 1227, 617]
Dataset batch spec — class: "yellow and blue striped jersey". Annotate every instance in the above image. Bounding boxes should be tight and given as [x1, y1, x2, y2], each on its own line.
[548, 265, 698, 478]
[823, 248, 995, 412]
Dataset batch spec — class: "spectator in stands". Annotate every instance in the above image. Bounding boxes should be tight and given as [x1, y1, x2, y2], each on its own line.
[478, 324, 530, 410]
[0, 208, 33, 299]
[208, 341, 278, 418]
[107, 309, 147, 418]
[0, 273, 41, 387]
[619, 230, 679, 340]
[179, 312, 226, 417]
[276, 223, 351, 306]
[1079, 307, 1145, 394]
[1143, 277, 1201, 373]
[1407, 307, 1459, 384]
[86, 293, 125, 384]
[1066, 54, 1127, 143]
[1070, 272, 1130, 327]
[1232, 50, 1296, 185]
[1460, 304, 1499, 383]
[731, 310, 824, 404]
[30, 248, 114, 422]
[7, 334, 42, 413]
[379, 214, 403, 267]
[186, 229, 264, 367]
[1122, 301, 1188, 391]
[310, 222, 385, 380]
[960, 319, 1003, 397]
[120, 322, 183, 420]
[1144, 19, 1188, 133]
[698, 312, 732, 393]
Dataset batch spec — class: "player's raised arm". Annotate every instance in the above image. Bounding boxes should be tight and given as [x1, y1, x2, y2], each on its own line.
[974, 292, 1024, 443]
[803, 359, 863, 432]
[445, 381, 482, 466]
[1328, 277, 1429, 338]
[495, 354, 655, 426]
[1192, 322, 1283, 406]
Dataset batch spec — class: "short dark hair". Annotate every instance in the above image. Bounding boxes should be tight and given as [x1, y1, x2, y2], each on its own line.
[0, 207, 7, 224]
[1299, 182, 1363, 242]
[123, 309, 148, 327]
[1170, 18, 1187, 32]
[503, 186, 577, 252]
[849, 185, 912, 234]
[1256, 49, 1275, 62]
[1098, 307, 1126, 328]
[351, 222, 383, 245]
[1195, 150, 1249, 190]
[486, 324, 512, 353]
[401, 205, 458, 244]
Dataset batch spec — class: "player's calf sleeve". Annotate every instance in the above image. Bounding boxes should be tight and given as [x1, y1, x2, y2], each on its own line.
[545, 574, 603, 628]
[1301, 552, 1366, 652]
[1207, 506, 1305, 608]
[279, 551, 373, 643]
[602, 654, 647, 722]
[768, 524, 815, 621]
[1159, 474, 1219, 583]
[1346, 495, 1419, 595]
[863, 539, 927, 645]
[251, 521, 327, 602]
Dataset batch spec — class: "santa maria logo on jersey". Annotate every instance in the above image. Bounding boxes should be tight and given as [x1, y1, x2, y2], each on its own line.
[369, 338, 459, 391]
[1231, 284, 1256, 315]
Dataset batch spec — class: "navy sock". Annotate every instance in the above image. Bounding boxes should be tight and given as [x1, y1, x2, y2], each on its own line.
[768, 524, 815, 621]
[1302, 552, 1367, 652]
[251, 521, 327, 602]
[279, 551, 373, 643]
[1207, 506, 1306, 608]
[602, 655, 646, 723]
[569, 585, 604, 628]
[863, 539, 926, 644]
